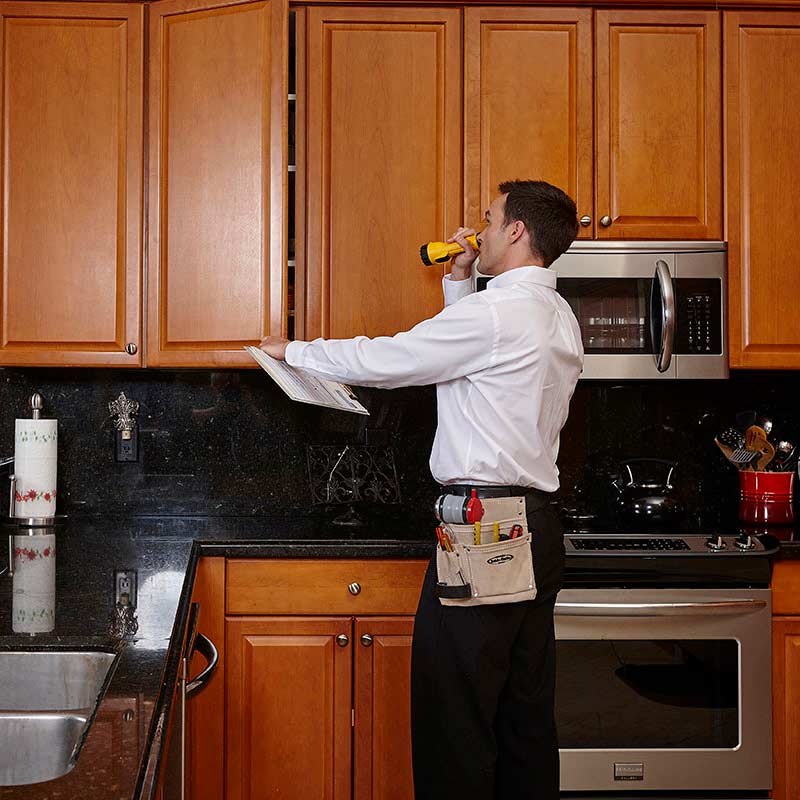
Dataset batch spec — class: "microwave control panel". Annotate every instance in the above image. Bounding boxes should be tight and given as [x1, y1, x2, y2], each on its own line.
[673, 279, 723, 355]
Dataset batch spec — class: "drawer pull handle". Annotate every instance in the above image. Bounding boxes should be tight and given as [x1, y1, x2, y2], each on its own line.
[336, 634, 349, 647]
[360, 634, 373, 647]
[348, 582, 362, 596]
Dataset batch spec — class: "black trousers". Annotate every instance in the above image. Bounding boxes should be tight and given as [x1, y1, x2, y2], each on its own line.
[410, 497, 565, 800]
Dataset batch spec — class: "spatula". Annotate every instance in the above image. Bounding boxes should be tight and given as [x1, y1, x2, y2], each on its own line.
[745, 425, 776, 470]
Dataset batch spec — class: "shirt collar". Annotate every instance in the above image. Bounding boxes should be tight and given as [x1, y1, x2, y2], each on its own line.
[485, 265, 557, 291]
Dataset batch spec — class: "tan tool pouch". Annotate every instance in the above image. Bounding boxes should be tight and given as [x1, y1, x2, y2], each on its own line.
[435, 516, 537, 607]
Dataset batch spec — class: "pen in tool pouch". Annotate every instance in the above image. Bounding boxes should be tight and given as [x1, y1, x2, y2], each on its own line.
[473, 521, 481, 545]
[493, 522, 500, 543]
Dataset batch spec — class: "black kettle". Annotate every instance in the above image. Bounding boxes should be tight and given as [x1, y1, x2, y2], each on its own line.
[611, 458, 684, 525]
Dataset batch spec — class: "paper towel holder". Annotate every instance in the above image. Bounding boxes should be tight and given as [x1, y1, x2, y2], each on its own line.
[5, 392, 65, 530]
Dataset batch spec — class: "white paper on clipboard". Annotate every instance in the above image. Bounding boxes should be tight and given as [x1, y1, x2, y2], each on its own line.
[245, 346, 369, 415]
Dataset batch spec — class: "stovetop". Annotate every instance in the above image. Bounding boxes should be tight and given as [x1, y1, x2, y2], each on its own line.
[558, 510, 779, 589]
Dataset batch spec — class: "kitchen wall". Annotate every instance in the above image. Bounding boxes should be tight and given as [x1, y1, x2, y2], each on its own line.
[1, 368, 798, 527]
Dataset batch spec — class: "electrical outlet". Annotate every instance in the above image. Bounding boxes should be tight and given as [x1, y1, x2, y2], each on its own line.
[114, 570, 137, 608]
[115, 429, 138, 462]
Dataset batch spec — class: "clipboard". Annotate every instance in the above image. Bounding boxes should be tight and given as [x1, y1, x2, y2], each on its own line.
[245, 346, 369, 415]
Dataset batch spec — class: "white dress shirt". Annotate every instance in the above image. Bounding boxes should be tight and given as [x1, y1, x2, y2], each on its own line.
[285, 266, 584, 491]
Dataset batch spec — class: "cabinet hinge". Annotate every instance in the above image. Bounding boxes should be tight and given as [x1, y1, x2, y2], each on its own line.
[351, 709, 355, 727]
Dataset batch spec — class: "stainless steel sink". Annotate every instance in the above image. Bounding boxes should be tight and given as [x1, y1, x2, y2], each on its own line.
[0, 650, 118, 786]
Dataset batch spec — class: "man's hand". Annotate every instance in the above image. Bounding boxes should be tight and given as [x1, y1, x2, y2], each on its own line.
[447, 226, 479, 281]
[259, 336, 290, 361]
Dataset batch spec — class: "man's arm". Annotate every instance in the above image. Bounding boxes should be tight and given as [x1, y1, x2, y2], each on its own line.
[260, 292, 497, 389]
[293, 293, 496, 388]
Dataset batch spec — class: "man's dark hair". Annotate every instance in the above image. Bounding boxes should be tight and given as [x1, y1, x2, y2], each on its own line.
[498, 180, 578, 267]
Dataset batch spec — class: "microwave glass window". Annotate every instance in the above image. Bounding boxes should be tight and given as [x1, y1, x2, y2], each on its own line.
[558, 279, 653, 354]
[556, 640, 739, 749]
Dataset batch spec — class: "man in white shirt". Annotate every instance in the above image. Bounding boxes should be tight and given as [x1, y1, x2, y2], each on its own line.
[261, 180, 583, 799]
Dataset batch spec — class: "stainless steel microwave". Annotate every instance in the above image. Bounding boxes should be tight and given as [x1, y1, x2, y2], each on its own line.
[477, 241, 728, 379]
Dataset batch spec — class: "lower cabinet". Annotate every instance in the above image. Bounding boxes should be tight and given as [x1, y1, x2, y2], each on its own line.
[771, 559, 800, 800]
[226, 615, 415, 800]
[222, 558, 427, 800]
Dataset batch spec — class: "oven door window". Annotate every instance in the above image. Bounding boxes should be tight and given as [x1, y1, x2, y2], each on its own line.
[558, 278, 653, 355]
[556, 640, 739, 748]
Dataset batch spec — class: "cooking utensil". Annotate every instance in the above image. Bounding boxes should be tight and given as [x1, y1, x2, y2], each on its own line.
[714, 436, 760, 469]
[745, 425, 776, 470]
[772, 440, 796, 471]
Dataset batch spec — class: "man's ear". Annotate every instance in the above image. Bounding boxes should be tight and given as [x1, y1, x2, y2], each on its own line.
[508, 220, 526, 245]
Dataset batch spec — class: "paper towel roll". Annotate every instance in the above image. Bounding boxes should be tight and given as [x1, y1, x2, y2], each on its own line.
[12, 532, 56, 634]
[14, 419, 57, 518]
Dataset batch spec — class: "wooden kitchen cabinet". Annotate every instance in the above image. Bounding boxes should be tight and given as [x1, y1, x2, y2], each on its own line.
[186, 557, 226, 800]
[459, 8, 721, 252]
[223, 558, 427, 800]
[0, 2, 143, 366]
[225, 615, 354, 800]
[594, 10, 722, 240]
[725, 12, 800, 369]
[772, 616, 800, 800]
[771, 559, 800, 800]
[302, 6, 462, 340]
[354, 617, 415, 800]
[464, 8, 594, 238]
[147, 0, 287, 367]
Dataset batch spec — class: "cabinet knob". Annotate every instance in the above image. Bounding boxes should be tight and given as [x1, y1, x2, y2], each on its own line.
[348, 582, 361, 596]
[579, 215, 592, 227]
[360, 634, 373, 647]
[600, 215, 612, 228]
[126, 343, 138, 355]
[336, 634, 349, 647]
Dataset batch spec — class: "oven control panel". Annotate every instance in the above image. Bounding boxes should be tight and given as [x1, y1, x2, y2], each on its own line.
[566, 533, 771, 555]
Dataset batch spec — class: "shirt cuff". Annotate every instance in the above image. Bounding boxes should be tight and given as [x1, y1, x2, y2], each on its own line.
[284, 340, 309, 367]
[442, 274, 474, 306]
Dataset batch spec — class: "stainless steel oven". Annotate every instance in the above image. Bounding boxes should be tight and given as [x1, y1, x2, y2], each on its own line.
[549, 240, 727, 379]
[555, 586, 771, 794]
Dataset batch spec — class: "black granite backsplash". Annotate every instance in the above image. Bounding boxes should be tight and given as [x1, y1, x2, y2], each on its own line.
[1, 367, 799, 525]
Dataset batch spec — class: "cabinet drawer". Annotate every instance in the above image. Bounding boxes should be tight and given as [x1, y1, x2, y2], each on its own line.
[226, 559, 429, 615]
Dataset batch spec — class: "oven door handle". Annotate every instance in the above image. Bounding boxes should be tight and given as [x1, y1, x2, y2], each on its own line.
[555, 599, 767, 617]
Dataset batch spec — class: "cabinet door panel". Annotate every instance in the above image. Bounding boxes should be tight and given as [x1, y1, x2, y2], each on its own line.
[596, 10, 721, 240]
[726, 13, 800, 368]
[773, 617, 800, 800]
[354, 617, 415, 800]
[226, 616, 352, 800]
[465, 8, 593, 238]
[186, 557, 225, 800]
[148, 0, 286, 367]
[0, 2, 142, 366]
[304, 7, 461, 340]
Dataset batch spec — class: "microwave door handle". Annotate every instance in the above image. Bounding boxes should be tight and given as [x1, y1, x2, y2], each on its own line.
[654, 259, 675, 372]
[555, 599, 767, 617]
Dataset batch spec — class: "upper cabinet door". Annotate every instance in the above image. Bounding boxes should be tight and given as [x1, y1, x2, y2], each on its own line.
[726, 12, 800, 369]
[595, 10, 722, 240]
[304, 7, 461, 341]
[464, 8, 593, 238]
[148, 0, 287, 367]
[0, 2, 143, 366]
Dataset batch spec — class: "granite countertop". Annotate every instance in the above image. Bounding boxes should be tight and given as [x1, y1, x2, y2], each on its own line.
[0, 513, 797, 800]
[0, 513, 436, 800]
